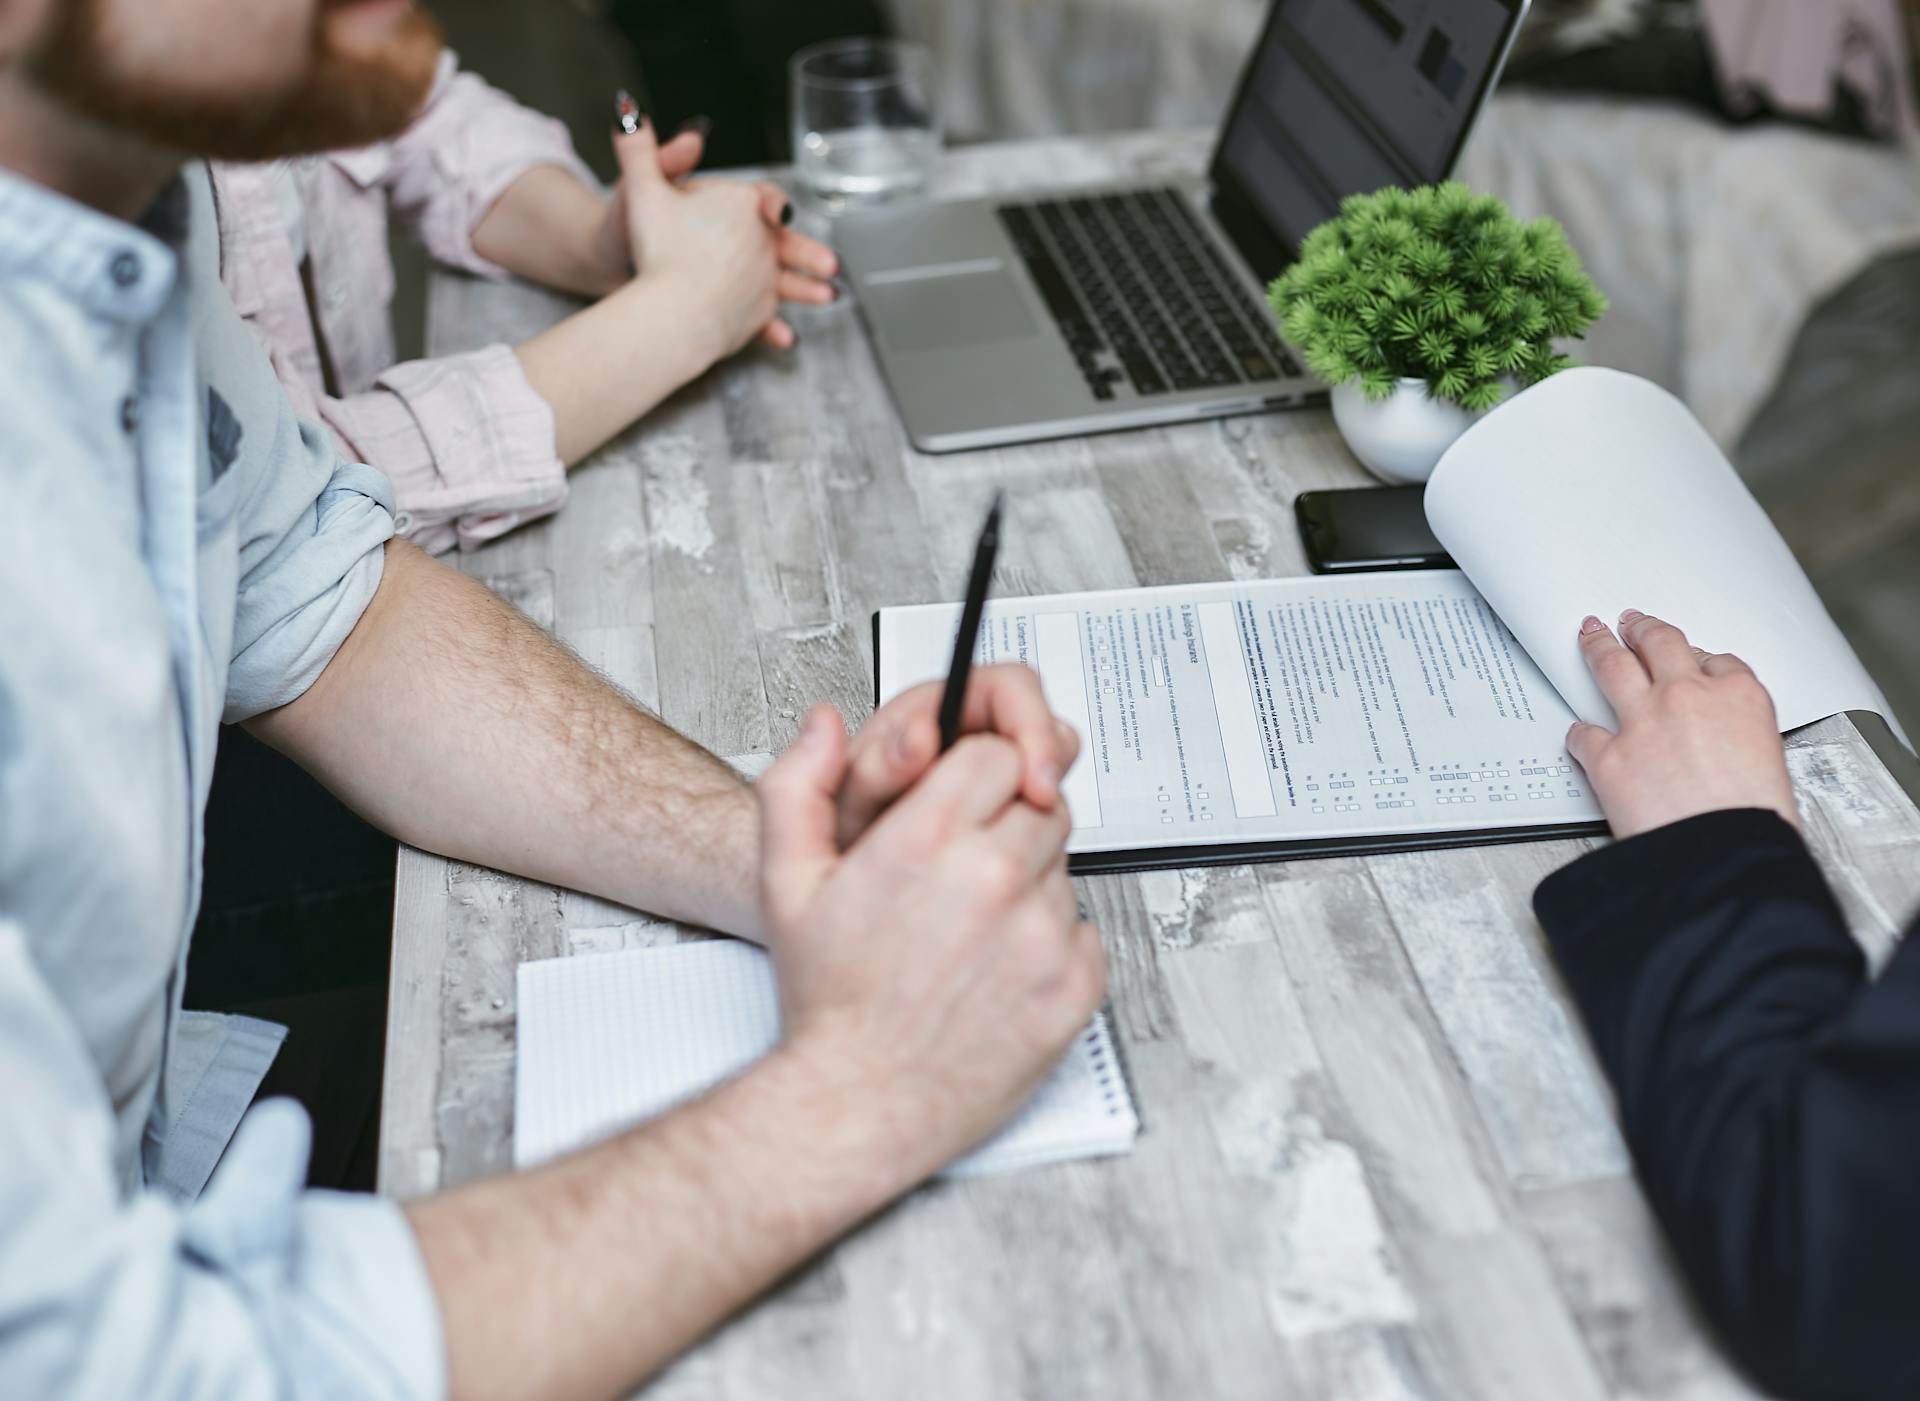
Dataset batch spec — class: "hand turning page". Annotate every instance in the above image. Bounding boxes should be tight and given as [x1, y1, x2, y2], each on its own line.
[1425, 367, 1907, 747]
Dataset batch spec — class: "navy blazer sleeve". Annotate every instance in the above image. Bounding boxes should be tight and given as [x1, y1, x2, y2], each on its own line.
[1535, 809, 1920, 1401]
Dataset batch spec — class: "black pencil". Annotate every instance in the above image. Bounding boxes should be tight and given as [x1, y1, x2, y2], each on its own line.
[938, 491, 1005, 752]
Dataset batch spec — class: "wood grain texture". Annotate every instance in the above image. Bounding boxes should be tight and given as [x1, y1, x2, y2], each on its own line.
[379, 130, 1920, 1397]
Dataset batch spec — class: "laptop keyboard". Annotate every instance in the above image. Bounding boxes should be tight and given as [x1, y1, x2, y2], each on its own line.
[995, 188, 1301, 402]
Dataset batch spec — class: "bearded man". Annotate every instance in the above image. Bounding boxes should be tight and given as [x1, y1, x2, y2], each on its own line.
[0, 1, 1103, 1395]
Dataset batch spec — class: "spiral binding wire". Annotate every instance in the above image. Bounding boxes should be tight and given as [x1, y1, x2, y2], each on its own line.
[1083, 1012, 1135, 1122]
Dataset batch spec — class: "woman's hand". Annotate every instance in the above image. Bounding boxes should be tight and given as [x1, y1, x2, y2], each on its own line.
[468, 114, 712, 302]
[610, 102, 837, 356]
[583, 118, 708, 292]
[1567, 610, 1798, 840]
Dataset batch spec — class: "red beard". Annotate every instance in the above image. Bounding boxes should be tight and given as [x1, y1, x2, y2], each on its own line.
[26, 0, 444, 161]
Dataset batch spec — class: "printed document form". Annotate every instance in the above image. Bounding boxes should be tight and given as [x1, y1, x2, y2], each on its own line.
[877, 370, 1907, 864]
[877, 572, 1602, 858]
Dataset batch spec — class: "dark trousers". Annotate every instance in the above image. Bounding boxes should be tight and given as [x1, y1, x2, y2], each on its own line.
[185, 727, 396, 1191]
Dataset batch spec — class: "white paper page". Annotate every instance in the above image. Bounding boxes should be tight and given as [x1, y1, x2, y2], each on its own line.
[514, 941, 1138, 1177]
[1426, 368, 1907, 747]
[876, 573, 1604, 857]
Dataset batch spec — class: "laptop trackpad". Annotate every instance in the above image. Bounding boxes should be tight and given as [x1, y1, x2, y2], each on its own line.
[866, 270, 1037, 353]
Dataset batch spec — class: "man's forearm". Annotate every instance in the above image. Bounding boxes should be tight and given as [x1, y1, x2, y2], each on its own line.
[406, 1035, 919, 1401]
[470, 164, 624, 300]
[248, 539, 762, 939]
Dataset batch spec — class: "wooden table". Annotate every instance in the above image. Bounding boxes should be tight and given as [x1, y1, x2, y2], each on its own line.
[379, 130, 1920, 1400]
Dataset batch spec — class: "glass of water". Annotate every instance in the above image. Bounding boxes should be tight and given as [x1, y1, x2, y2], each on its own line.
[791, 37, 941, 212]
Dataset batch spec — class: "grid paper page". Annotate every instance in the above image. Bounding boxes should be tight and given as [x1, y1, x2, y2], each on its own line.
[514, 940, 1139, 1177]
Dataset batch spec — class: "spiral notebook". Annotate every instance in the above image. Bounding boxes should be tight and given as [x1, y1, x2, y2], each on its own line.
[514, 940, 1139, 1177]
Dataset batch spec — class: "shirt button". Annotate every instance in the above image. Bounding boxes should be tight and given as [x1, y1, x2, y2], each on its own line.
[120, 396, 140, 434]
[391, 510, 414, 534]
[109, 251, 142, 288]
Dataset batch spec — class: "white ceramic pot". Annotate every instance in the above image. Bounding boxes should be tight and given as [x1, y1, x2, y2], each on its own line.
[1330, 377, 1484, 485]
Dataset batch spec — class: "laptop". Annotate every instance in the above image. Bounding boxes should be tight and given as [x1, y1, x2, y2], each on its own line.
[835, 0, 1531, 454]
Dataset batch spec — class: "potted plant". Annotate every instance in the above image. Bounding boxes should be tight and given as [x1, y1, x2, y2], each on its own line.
[1268, 182, 1607, 483]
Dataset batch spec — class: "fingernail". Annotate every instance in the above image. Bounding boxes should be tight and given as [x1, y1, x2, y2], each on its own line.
[613, 88, 644, 136]
[780, 200, 795, 226]
[1038, 762, 1064, 792]
[800, 708, 831, 748]
[1579, 615, 1605, 635]
[1619, 608, 1645, 625]
[677, 114, 712, 139]
[888, 724, 913, 767]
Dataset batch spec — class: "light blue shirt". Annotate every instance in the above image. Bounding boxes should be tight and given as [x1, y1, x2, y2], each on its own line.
[0, 163, 444, 1396]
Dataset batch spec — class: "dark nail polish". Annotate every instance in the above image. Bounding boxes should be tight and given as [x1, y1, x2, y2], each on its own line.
[613, 88, 645, 136]
[780, 200, 795, 226]
[677, 114, 713, 140]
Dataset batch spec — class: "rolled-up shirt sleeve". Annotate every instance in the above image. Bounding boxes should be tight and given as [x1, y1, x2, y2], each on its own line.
[0, 920, 445, 1398]
[308, 344, 569, 557]
[322, 51, 585, 550]
[386, 50, 600, 279]
[225, 407, 396, 722]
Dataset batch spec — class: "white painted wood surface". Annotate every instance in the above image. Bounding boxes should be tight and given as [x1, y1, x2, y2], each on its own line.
[380, 130, 1920, 1399]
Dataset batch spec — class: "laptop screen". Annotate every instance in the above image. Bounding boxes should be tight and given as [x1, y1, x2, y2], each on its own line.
[1209, 0, 1525, 269]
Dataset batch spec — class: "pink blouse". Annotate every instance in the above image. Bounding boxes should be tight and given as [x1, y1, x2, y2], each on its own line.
[210, 51, 598, 554]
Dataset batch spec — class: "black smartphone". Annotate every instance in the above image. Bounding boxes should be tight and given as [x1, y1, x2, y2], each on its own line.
[1295, 485, 1454, 573]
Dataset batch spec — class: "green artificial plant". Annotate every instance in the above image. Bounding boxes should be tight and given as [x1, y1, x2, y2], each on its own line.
[1267, 181, 1607, 411]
